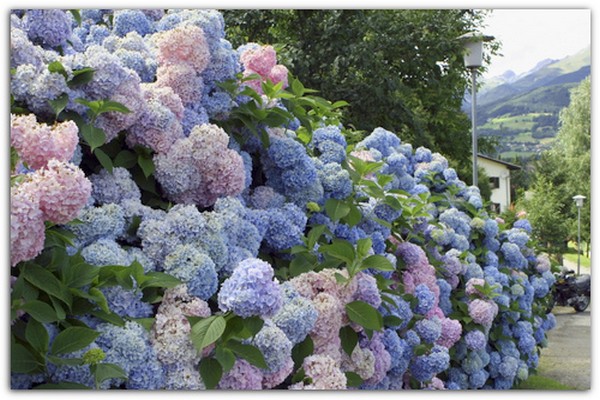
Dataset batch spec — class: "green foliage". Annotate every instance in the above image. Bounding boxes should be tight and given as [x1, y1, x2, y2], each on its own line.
[223, 9, 498, 171]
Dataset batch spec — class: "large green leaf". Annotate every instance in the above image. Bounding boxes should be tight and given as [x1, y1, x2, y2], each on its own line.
[345, 371, 363, 387]
[318, 239, 356, 266]
[325, 198, 350, 221]
[94, 148, 113, 173]
[51, 327, 100, 355]
[361, 255, 395, 272]
[25, 319, 49, 355]
[79, 124, 106, 151]
[91, 363, 128, 387]
[215, 346, 236, 373]
[190, 316, 226, 352]
[199, 358, 223, 389]
[339, 326, 358, 357]
[21, 300, 59, 323]
[225, 341, 268, 369]
[11, 343, 40, 374]
[138, 154, 155, 178]
[61, 259, 99, 289]
[291, 335, 314, 370]
[139, 272, 181, 289]
[345, 300, 383, 331]
[48, 93, 69, 119]
[22, 263, 72, 307]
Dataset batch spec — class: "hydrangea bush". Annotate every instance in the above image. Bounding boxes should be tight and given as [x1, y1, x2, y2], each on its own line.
[10, 9, 555, 390]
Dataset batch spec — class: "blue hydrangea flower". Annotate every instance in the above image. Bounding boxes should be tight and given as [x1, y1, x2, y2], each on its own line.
[218, 258, 282, 317]
[410, 345, 450, 382]
[513, 218, 532, 233]
[24, 9, 73, 48]
[272, 285, 318, 344]
[90, 167, 141, 206]
[163, 244, 218, 300]
[112, 10, 154, 37]
[251, 322, 293, 372]
[100, 284, 153, 319]
[81, 238, 131, 266]
[357, 127, 401, 157]
[95, 321, 165, 389]
[501, 242, 528, 269]
[414, 284, 436, 315]
[414, 318, 442, 344]
[379, 294, 413, 330]
[317, 162, 352, 200]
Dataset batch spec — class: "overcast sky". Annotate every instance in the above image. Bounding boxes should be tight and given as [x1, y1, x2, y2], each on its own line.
[481, 9, 591, 78]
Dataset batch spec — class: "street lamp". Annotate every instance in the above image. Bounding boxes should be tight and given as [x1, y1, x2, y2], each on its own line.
[459, 32, 494, 187]
[572, 194, 586, 275]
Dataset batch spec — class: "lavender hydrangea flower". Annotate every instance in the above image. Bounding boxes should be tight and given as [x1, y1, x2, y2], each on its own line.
[23, 9, 73, 48]
[218, 258, 282, 317]
[163, 244, 218, 300]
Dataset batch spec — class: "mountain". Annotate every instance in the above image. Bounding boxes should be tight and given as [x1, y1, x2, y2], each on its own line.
[466, 46, 590, 160]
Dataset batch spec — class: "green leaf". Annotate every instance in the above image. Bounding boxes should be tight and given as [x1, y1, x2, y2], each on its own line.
[90, 309, 124, 326]
[25, 319, 49, 355]
[11, 343, 41, 373]
[50, 296, 67, 320]
[215, 346, 236, 373]
[241, 316, 264, 337]
[34, 382, 91, 390]
[113, 150, 138, 168]
[51, 327, 100, 355]
[138, 154, 155, 178]
[48, 93, 69, 119]
[345, 203, 362, 227]
[291, 78, 305, 96]
[356, 238, 372, 260]
[69, 9, 82, 26]
[68, 68, 94, 88]
[292, 336, 314, 370]
[318, 239, 356, 266]
[361, 255, 395, 272]
[80, 124, 106, 151]
[345, 371, 363, 387]
[307, 224, 327, 249]
[48, 61, 68, 78]
[345, 300, 383, 331]
[131, 318, 155, 331]
[325, 198, 351, 221]
[47, 355, 84, 367]
[94, 148, 113, 173]
[383, 315, 403, 327]
[139, 272, 181, 289]
[191, 316, 227, 352]
[334, 272, 348, 284]
[339, 326, 358, 357]
[22, 263, 72, 307]
[199, 358, 222, 389]
[289, 253, 317, 277]
[61, 258, 99, 288]
[225, 341, 268, 369]
[21, 300, 58, 323]
[92, 363, 128, 387]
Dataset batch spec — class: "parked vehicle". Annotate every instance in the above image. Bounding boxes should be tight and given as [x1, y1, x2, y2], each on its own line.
[549, 268, 591, 312]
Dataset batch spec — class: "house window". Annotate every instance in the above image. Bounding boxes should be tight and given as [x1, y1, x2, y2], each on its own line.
[489, 177, 500, 189]
[490, 203, 501, 214]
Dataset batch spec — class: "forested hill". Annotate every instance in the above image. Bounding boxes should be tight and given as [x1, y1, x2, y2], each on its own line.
[464, 46, 590, 160]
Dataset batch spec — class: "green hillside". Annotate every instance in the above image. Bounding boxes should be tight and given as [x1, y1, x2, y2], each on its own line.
[474, 47, 590, 159]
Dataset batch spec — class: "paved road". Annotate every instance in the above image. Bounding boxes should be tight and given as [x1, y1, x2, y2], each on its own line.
[536, 295, 591, 389]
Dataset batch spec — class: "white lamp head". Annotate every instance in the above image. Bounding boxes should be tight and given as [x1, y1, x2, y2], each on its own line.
[573, 194, 586, 208]
[458, 32, 494, 68]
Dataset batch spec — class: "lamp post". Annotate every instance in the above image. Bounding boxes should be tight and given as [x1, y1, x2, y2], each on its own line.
[572, 195, 586, 275]
[459, 33, 494, 187]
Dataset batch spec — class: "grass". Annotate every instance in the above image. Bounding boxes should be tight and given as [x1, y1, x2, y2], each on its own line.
[514, 375, 576, 390]
[563, 241, 591, 269]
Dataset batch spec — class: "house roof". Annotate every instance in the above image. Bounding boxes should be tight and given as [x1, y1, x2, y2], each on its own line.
[477, 154, 522, 171]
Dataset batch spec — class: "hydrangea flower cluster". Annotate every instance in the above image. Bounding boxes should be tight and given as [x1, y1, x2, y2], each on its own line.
[11, 9, 555, 391]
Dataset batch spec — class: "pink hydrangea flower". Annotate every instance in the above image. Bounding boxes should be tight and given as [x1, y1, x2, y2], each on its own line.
[11, 114, 78, 170]
[465, 278, 486, 297]
[218, 359, 263, 390]
[262, 357, 294, 389]
[25, 160, 92, 224]
[156, 64, 204, 105]
[536, 254, 551, 273]
[154, 124, 246, 207]
[126, 83, 185, 153]
[155, 25, 211, 72]
[240, 45, 277, 76]
[10, 185, 45, 266]
[268, 64, 289, 87]
[468, 299, 499, 328]
[435, 317, 462, 349]
[290, 355, 347, 390]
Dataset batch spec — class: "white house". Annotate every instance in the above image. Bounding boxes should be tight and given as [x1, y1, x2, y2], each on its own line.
[477, 154, 521, 213]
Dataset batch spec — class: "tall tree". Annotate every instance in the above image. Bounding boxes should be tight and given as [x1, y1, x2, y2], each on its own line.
[524, 77, 591, 259]
[223, 9, 498, 177]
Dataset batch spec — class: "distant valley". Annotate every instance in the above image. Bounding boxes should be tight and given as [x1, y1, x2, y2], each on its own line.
[463, 46, 590, 160]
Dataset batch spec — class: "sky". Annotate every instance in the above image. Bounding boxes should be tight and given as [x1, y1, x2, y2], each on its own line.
[481, 9, 591, 78]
